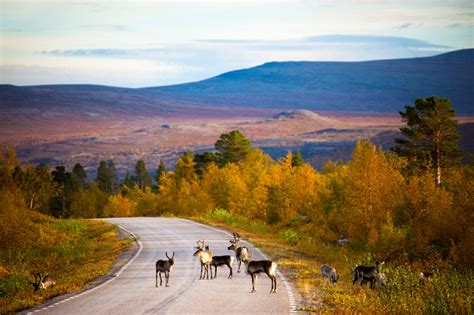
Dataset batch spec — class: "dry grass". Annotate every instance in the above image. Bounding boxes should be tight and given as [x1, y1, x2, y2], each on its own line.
[0, 218, 132, 314]
[195, 210, 473, 314]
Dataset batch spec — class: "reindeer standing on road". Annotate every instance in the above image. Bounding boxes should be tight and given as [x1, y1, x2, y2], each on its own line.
[243, 258, 278, 293]
[227, 233, 250, 273]
[155, 252, 175, 287]
[194, 240, 213, 280]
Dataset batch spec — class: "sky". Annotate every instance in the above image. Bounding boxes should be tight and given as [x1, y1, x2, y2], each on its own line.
[1, 0, 473, 87]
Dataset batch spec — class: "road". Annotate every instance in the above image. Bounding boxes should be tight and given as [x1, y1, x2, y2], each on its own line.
[28, 217, 298, 314]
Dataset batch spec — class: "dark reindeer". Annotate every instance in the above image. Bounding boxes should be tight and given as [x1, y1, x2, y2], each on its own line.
[227, 233, 250, 273]
[31, 272, 56, 291]
[353, 254, 386, 288]
[243, 259, 278, 293]
[210, 254, 234, 279]
[155, 252, 175, 287]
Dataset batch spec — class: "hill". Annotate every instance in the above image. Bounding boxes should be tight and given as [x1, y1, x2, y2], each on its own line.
[148, 49, 474, 114]
[1, 49, 473, 116]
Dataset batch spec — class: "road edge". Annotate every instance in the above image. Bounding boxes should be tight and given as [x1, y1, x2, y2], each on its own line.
[179, 218, 300, 314]
[22, 224, 143, 315]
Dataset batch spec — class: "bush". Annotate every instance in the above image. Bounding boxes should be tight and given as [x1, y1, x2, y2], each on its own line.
[280, 228, 301, 245]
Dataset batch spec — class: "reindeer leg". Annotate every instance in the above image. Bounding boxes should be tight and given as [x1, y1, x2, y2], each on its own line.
[159, 272, 163, 286]
[228, 263, 232, 279]
[165, 271, 170, 287]
[251, 274, 256, 293]
[238, 259, 241, 273]
[156, 271, 158, 287]
[199, 264, 203, 280]
[213, 265, 217, 279]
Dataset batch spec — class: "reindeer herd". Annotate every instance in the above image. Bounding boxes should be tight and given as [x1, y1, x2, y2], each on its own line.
[155, 233, 278, 293]
[30, 232, 433, 298]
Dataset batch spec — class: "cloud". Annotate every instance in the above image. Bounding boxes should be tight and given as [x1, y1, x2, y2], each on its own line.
[447, 23, 464, 28]
[13, 34, 455, 87]
[74, 24, 130, 32]
[393, 22, 413, 30]
[305, 35, 449, 49]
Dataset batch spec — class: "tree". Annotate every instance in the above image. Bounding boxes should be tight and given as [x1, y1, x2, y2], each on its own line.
[107, 160, 119, 193]
[69, 182, 109, 218]
[13, 164, 57, 211]
[215, 130, 252, 165]
[96, 160, 118, 194]
[72, 163, 87, 188]
[292, 150, 304, 167]
[96, 161, 110, 193]
[393, 96, 462, 185]
[194, 152, 220, 176]
[122, 172, 135, 189]
[175, 152, 196, 183]
[134, 160, 152, 190]
[155, 160, 167, 190]
[51, 166, 70, 217]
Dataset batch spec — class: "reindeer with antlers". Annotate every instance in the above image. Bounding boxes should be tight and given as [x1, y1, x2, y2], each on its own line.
[227, 233, 250, 273]
[31, 272, 56, 291]
[194, 240, 213, 280]
[353, 253, 387, 288]
[155, 252, 175, 287]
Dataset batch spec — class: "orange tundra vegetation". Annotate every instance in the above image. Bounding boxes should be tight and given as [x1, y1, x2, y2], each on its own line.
[0, 145, 131, 313]
[1, 128, 473, 312]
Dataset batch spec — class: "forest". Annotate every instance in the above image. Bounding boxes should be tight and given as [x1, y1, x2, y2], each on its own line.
[1, 96, 473, 313]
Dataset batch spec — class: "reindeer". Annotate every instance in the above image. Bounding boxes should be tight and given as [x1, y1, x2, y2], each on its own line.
[155, 252, 175, 287]
[210, 255, 234, 279]
[243, 259, 277, 293]
[193, 246, 213, 280]
[31, 272, 56, 291]
[419, 271, 434, 285]
[320, 264, 339, 285]
[227, 233, 250, 273]
[353, 254, 386, 288]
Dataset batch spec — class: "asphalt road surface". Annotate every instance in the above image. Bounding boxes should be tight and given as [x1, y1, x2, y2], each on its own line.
[28, 217, 298, 314]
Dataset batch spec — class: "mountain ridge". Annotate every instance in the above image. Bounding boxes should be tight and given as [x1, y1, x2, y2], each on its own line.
[1, 49, 473, 114]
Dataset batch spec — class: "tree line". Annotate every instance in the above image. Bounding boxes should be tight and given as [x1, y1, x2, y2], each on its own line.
[1, 96, 472, 268]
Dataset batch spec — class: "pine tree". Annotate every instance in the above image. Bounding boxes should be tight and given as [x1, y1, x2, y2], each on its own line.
[72, 163, 87, 190]
[155, 160, 167, 190]
[292, 150, 304, 167]
[51, 166, 69, 217]
[393, 96, 462, 185]
[215, 130, 252, 165]
[194, 152, 219, 175]
[107, 160, 119, 194]
[122, 172, 135, 189]
[135, 160, 151, 190]
[96, 161, 111, 193]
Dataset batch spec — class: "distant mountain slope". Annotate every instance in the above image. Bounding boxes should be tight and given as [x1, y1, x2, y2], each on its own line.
[146, 49, 474, 114]
[1, 49, 473, 115]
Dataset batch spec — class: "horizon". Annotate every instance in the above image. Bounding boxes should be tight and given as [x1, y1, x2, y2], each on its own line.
[2, 48, 472, 89]
[1, 1, 473, 87]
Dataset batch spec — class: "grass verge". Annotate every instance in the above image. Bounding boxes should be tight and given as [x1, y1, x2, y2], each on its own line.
[194, 208, 473, 314]
[0, 214, 132, 314]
